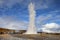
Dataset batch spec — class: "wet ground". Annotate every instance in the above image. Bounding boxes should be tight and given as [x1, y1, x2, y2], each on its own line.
[0, 34, 60, 40]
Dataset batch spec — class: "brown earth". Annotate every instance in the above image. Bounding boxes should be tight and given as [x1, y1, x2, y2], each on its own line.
[0, 33, 60, 40]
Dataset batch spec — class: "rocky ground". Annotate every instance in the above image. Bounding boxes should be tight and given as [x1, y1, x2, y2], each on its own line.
[11, 34, 60, 40]
[0, 34, 60, 40]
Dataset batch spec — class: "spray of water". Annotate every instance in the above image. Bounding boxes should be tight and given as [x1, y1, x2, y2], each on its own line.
[25, 2, 37, 34]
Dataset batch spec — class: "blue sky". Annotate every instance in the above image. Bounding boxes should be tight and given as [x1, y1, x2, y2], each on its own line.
[0, 0, 60, 32]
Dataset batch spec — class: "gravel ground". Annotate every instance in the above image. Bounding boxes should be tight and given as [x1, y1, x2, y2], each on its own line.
[0, 34, 60, 40]
[0, 36, 60, 40]
[0, 37, 59, 40]
[0, 36, 33, 40]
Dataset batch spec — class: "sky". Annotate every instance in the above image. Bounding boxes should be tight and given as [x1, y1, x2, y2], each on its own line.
[0, 0, 60, 33]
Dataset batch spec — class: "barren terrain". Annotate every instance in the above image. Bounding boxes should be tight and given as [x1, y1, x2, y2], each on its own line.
[0, 34, 60, 40]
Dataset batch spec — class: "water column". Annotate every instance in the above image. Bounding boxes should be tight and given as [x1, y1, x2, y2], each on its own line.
[25, 2, 37, 34]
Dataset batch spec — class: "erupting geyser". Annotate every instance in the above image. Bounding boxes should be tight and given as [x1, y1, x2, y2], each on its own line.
[25, 2, 37, 34]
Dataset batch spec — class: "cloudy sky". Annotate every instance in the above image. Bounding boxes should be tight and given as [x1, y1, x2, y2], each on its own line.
[0, 0, 60, 33]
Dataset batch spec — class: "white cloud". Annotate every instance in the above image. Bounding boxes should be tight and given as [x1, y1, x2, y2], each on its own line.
[43, 23, 59, 28]
[36, 14, 53, 32]
[37, 10, 60, 32]
[0, 0, 24, 8]
[33, 0, 48, 10]
[0, 0, 57, 10]
[6, 0, 24, 8]
[36, 10, 60, 25]
[0, 0, 52, 10]
[36, 14, 53, 25]
[42, 23, 60, 33]
[0, 16, 28, 30]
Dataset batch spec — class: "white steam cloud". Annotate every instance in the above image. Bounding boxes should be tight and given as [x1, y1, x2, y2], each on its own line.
[25, 2, 37, 34]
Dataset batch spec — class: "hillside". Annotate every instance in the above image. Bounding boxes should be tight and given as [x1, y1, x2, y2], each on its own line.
[0, 28, 26, 34]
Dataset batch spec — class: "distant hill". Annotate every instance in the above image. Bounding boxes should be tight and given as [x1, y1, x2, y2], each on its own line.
[0, 28, 13, 30]
[0, 28, 26, 34]
[0, 28, 15, 34]
[38, 32, 60, 35]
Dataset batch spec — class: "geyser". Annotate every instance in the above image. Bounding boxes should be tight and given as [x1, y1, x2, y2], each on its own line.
[25, 2, 37, 34]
